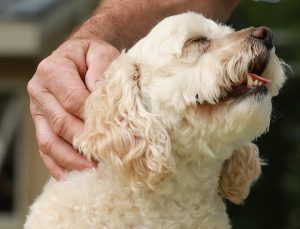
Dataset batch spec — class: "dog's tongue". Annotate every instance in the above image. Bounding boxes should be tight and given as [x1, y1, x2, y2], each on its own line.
[249, 73, 272, 84]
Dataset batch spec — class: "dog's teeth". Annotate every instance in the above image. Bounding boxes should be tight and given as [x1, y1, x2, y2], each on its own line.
[247, 75, 254, 86]
[247, 74, 265, 87]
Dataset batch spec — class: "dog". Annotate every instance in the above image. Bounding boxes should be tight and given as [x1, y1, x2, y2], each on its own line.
[24, 12, 286, 229]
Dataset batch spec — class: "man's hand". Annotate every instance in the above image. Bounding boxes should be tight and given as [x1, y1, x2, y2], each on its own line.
[27, 39, 119, 180]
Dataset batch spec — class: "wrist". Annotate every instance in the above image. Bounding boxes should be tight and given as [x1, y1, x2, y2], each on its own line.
[69, 14, 111, 43]
[69, 0, 240, 50]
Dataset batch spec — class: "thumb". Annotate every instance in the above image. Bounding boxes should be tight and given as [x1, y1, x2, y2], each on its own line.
[85, 41, 120, 91]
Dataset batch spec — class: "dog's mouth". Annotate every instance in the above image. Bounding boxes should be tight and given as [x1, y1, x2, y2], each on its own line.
[221, 56, 272, 101]
[195, 58, 272, 105]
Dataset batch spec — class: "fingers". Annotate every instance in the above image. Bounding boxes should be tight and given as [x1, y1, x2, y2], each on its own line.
[31, 102, 95, 178]
[31, 91, 84, 144]
[27, 39, 96, 179]
[85, 41, 120, 91]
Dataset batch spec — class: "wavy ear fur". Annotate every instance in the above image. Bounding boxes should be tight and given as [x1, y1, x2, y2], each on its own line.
[74, 53, 174, 189]
[218, 143, 263, 204]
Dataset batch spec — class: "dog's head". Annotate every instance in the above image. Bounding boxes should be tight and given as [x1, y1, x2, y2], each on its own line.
[75, 13, 286, 189]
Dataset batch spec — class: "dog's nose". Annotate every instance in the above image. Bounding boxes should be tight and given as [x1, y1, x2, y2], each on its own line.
[251, 26, 273, 50]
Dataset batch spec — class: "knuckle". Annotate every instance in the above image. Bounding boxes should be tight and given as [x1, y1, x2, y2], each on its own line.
[64, 89, 84, 115]
[28, 58, 55, 99]
[38, 138, 54, 156]
[27, 77, 42, 101]
[36, 58, 55, 76]
[26, 79, 36, 97]
[29, 103, 42, 121]
[52, 113, 69, 137]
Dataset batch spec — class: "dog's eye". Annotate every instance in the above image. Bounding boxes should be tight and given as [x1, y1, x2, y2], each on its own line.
[191, 36, 209, 44]
[182, 36, 210, 56]
[185, 36, 209, 46]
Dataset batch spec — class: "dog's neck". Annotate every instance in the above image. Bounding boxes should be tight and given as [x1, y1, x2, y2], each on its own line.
[136, 144, 231, 227]
[159, 144, 229, 196]
[150, 122, 235, 198]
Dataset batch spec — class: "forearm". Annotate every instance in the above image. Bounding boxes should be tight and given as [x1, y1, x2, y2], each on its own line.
[72, 0, 240, 49]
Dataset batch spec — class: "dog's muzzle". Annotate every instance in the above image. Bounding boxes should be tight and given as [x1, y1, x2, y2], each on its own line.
[196, 26, 275, 104]
[218, 27, 275, 101]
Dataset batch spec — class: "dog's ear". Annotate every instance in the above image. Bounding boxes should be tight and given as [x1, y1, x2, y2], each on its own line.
[218, 143, 263, 205]
[74, 53, 174, 189]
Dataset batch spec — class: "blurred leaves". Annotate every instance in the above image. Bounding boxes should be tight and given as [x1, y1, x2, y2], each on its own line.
[228, 1, 300, 228]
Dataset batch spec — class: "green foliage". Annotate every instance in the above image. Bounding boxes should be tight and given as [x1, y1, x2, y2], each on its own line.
[228, 1, 300, 228]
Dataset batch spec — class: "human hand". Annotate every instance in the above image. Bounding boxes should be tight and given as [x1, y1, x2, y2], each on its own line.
[27, 38, 119, 180]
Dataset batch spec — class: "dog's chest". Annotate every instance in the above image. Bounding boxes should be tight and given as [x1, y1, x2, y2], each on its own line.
[25, 160, 231, 229]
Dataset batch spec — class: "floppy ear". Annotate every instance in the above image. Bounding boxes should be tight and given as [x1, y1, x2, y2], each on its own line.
[74, 53, 174, 189]
[218, 143, 263, 205]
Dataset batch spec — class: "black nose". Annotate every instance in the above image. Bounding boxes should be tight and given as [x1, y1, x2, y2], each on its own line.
[251, 26, 273, 50]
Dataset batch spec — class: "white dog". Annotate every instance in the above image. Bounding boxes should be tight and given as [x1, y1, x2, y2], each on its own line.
[25, 12, 286, 229]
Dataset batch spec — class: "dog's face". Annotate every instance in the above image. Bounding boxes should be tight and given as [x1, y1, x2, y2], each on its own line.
[128, 12, 286, 150]
[76, 13, 286, 188]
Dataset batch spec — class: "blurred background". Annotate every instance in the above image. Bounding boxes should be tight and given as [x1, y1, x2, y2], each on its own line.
[0, 0, 299, 228]
[228, 1, 300, 229]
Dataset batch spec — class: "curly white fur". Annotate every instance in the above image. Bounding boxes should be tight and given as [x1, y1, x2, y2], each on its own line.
[25, 13, 286, 229]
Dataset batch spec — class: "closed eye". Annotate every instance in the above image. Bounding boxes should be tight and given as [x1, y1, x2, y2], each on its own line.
[182, 36, 210, 57]
[191, 36, 209, 44]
